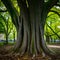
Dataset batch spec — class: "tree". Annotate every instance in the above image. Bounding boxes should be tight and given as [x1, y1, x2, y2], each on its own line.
[0, 13, 15, 44]
[45, 7, 60, 43]
[1, 0, 60, 58]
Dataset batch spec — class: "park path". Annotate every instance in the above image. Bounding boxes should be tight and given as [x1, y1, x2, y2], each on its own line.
[48, 44, 60, 53]
[48, 44, 60, 48]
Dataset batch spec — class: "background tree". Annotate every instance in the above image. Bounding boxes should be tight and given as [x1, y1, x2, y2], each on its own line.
[45, 7, 60, 43]
[0, 13, 16, 44]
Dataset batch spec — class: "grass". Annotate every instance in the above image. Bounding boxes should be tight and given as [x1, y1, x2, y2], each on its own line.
[0, 42, 4, 46]
[0, 42, 15, 46]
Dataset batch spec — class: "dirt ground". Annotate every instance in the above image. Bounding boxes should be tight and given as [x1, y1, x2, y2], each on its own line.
[0, 44, 60, 60]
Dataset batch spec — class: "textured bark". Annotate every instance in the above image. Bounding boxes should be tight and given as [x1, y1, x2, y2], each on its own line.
[28, 0, 44, 55]
[36, 19, 42, 54]
[19, 20, 28, 56]
[17, 0, 32, 55]
[14, 19, 23, 52]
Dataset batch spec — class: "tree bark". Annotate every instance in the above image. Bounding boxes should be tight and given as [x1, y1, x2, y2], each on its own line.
[13, 18, 23, 52]
[19, 25, 28, 56]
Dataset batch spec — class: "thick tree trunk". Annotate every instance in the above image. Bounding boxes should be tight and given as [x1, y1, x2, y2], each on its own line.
[28, 0, 44, 55]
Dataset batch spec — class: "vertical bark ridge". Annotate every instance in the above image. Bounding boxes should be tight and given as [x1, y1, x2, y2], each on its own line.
[33, 0, 44, 55]
[13, 18, 24, 52]
[30, 11, 39, 55]
[34, 21, 39, 55]
[28, 0, 44, 55]
[27, 24, 32, 55]
[19, 29, 28, 56]
[18, 0, 30, 54]
[36, 22, 42, 54]
[30, 23, 38, 55]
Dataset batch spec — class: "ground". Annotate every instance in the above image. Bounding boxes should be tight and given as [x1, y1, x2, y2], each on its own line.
[0, 44, 60, 60]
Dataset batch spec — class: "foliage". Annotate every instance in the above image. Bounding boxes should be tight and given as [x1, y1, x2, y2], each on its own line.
[44, 6, 60, 41]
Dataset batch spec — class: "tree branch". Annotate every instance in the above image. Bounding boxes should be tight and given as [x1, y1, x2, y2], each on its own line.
[50, 10, 60, 16]
[1, 0, 19, 29]
[45, 0, 58, 11]
[17, 0, 26, 8]
[55, 4, 60, 7]
[0, 9, 7, 12]
[46, 23, 60, 39]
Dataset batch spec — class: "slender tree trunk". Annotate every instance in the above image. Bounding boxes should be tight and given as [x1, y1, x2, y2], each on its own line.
[46, 35, 50, 43]
[13, 32, 15, 42]
[5, 33, 8, 44]
[5, 20, 8, 44]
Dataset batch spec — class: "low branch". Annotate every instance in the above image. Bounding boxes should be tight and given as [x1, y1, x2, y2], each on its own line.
[45, 0, 58, 11]
[45, 31, 60, 37]
[1, 0, 19, 29]
[50, 10, 60, 16]
[46, 23, 60, 39]
[0, 9, 7, 12]
[17, 0, 27, 10]
[55, 4, 60, 7]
